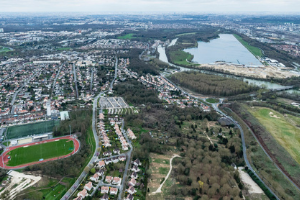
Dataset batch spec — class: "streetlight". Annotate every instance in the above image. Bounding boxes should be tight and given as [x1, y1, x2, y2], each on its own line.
[69, 125, 71, 136]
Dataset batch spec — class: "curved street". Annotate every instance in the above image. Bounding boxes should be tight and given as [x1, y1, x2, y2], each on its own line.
[60, 92, 101, 200]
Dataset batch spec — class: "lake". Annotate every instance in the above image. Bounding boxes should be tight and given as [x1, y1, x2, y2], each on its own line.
[157, 42, 293, 90]
[184, 34, 262, 66]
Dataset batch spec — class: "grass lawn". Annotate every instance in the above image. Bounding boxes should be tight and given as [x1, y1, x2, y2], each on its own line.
[234, 34, 262, 57]
[7, 139, 74, 166]
[248, 107, 300, 164]
[206, 98, 219, 103]
[117, 33, 135, 39]
[158, 167, 169, 175]
[169, 50, 195, 66]
[2, 141, 10, 146]
[0, 46, 12, 53]
[44, 184, 66, 200]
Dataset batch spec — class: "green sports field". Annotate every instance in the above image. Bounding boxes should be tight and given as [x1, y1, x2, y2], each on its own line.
[248, 107, 300, 164]
[5, 120, 60, 140]
[7, 139, 74, 166]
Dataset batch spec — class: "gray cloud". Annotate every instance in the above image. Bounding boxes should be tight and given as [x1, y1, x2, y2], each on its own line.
[0, 0, 299, 13]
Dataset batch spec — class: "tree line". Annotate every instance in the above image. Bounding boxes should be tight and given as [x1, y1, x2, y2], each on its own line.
[170, 71, 258, 96]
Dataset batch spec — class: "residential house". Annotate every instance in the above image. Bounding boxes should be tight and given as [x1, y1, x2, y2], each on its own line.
[98, 160, 105, 169]
[113, 148, 120, 154]
[101, 186, 109, 194]
[128, 178, 136, 186]
[131, 172, 138, 179]
[105, 176, 113, 183]
[125, 194, 134, 200]
[103, 151, 112, 157]
[112, 177, 121, 185]
[119, 155, 126, 162]
[97, 169, 104, 176]
[104, 158, 112, 164]
[77, 189, 87, 198]
[90, 173, 100, 182]
[100, 193, 109, 200]
[112, 157, 119, 163]
[84, 181, 93, 191]
[131, 165, 140, 172]
[127, 186, 136, 194]
[110, 187, 118, 195]
[133, 159, 141, 166]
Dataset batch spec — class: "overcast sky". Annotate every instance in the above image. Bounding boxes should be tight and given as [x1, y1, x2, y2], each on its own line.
[0, 0, 299, 13]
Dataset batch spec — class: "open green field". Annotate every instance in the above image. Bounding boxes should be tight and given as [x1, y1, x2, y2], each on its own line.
[248, 107, 300, 164]
[117, 33, 135, 39]
[0, 46, 12, 53]
[234, 34, 262, 57]
[5, 120, 60, 140]
[7, 139, 74, 166]
[206, 98, 219, 103]
[169, 50, 194, 66]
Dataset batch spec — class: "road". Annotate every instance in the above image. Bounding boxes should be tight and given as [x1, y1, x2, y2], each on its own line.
[10, 68, 41, 113]
[162, 75, 280, 199]
[73, 64, 79, 99]
[90, 67, 94, 92]
[109, 56, 118, 91]
[60, 92, 102, 200]
[52, 64, 64, 97]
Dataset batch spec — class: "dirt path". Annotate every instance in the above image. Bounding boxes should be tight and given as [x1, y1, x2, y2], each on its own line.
[151, 154, 180, 194]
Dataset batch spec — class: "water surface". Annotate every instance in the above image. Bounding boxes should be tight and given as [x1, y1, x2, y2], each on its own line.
[184, 34, 262, 66]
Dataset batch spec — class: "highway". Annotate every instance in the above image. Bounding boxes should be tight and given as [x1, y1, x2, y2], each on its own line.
[60, 92, 102, 200]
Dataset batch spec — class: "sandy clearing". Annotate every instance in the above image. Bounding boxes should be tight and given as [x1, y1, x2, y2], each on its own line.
[151, 154, 181, 194]
[269, 112, 280, 119]
[0, 171, 41, 199]
[238, 167, 263, 194]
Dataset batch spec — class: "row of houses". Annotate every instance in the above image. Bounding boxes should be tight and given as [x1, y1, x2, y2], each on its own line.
[124, 159, 142, 200]
[98, 112, 112, 148]
[114, 124, 129, 151]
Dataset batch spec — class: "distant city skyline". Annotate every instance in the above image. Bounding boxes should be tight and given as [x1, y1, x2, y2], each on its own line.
[0, 0, 300, 13]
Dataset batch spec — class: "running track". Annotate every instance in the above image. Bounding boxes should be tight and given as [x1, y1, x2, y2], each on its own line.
[0, 135, 80, 169]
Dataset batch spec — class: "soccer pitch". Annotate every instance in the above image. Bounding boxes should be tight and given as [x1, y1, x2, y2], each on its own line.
[5, 120, 60, 140]
[7, 139, 74, 167]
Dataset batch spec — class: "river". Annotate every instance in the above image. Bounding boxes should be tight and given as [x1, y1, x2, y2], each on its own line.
[157, 40, 294, 90]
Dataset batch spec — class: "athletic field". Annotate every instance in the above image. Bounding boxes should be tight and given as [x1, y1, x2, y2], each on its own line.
[5, 120, 60, 140]
[248, 107, 300, 164]
[6, 139, 74, 166]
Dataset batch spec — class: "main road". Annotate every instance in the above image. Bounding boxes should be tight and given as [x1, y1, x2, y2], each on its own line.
[61, 92, 102, 200]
